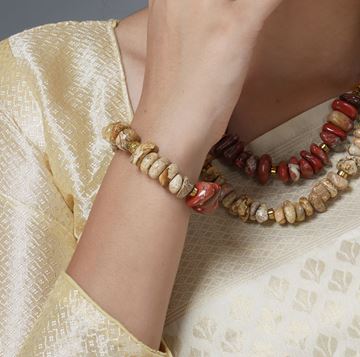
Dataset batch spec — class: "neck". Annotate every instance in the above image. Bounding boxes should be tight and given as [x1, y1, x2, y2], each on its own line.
[116, 1, 360, 144]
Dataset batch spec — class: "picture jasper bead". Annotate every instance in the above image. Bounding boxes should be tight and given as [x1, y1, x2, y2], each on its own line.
[277, 161, 290, 183]
[221, 191, 238, 209]
[218, 183, 235, 202]
[116, 127, 142, 152]
[327, 171, 348, 191]
[140, 152, 160, 174]
[336, 158, 358, 176]
[310, 143, 330, 165]
[332, 100, 358, 120]
[169, 174, 183, 194]
[320, 178, 338, 198]
[201, 165, 222, 182]
[327, 110, 354, 131]
[159, 163, 179, 187]
[322, 123, 347, 140]
[249, 201, 261, 221]
[294, 202, 306, 222]
[223, 141, 245, 163]
[311, 183, 331, 203]
[283, 200, 296, 224]
[320, 131, 342, 149]
[257, 154, 272, 184]
[308, 192, 327, 213]
[130, 142, 159, 166]
[102, 122, 128, 144]
[299, 158, 314, 178]
[353, 129, 360, 138]
[339, 92, 360, 110]
[299, 197, 314, 217]
[274, 206, 286, 225]
[176, 176, 195, 199]
[148, 157, 171, 179]
[229, 197, 244, 216]
[348, 143, 360, 156]
[300, 151, 323, 174]
[255, 203, 268, 223]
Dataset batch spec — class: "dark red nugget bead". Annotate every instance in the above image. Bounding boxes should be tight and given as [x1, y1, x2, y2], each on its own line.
[211, 134, 238, 157]
[223, 141, 245, 164]
[300, 150, 323, 174]
[257, 154, 272, 184]
[320, 131, 342, 149]
[310, 143, 329, 165]
[277, 161, 289, 183]
[332, 99, 358, 120]
[299, 158, 314, 178]
[339, 92, 360, 110]
[186, 182, 218, 207]
[322, 123, 347, 140]
[234, 151, 251, 171]
[193, 185, 222, 214]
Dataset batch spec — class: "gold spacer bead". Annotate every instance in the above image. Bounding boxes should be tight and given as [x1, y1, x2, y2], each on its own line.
[319, 142, 330, 153]
[267, 208, 275, 220]
[188, 186, 198, 197]
[270, 165, 278, 176]
[128, 141, 141, 154]
[337, 170, 349, 179]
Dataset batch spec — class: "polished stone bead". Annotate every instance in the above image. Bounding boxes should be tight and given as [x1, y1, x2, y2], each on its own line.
[320, 178, 338, 198]
[332, 100, 358, 120]
[218, 183, 235, 201]
[201, 165, 222, 182]
[308, 192, 326, 213]
[257, 154, 272, 184]
[255, 203, 268, 223]
[186, 182, 219, 207]
[322, 122, 347, 140]
[249, 201, 261, 221]
[148, 157, 171, 179]
[294, 202, 306, 222]
[221, 191, 238, 209]
[310, 143, 330, 165]
[354, 138, 360, 148]
[116, 127, 142, 152]
[169, 174, 183, 194]
[211, 134, 239, 157]
[311, 183, 331, 202]
[193, 188, 221, 214]
[176, 176, 195, 199]
[339, 92, 360, 110]
[130, 142, 159, 166]
[288, 156, 301, 182]
[327, 110, 354, 131]
[320, 131, 342, 149]
[234, 151, 251, 170]
[299, 158, 314, 178]
[245, 155, 259, 177]
[327, 171, 348, 191]
[277, 161, 290, 183]
[274, 207, 287, 225]
[336, 157, 358, 176]
[229, 197, 244, 216]
[299, 196, 314, 217]
[283, 200, 296, 224]
[223, 141, 245, 163]
[140, 152, 160, 174]
[348, 143, 360, 156]
[159, 163, 179, 187]
[300, 150, 323, 174]
[102, 122, 129, 144]
[354, 129, 360, 138]
[231, 195, 252, 222]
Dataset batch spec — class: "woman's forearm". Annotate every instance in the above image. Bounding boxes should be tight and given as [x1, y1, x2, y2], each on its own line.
[66, 110, 209, 350]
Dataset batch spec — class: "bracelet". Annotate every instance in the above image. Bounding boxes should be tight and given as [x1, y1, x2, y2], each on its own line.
[102, 122, 218, 211]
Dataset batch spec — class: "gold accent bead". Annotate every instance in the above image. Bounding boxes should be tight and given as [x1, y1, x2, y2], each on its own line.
[270, 166, 278, 176]
[319, 142, 330, 153]
[189, 186, 198, 197]
[128, 141, 141, 154]
[337, 170, 349, 179]
[267, 208, 275, 220]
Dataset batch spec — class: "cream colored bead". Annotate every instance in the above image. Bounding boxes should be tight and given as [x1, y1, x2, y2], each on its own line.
[294, 202, 306, 222]
[274, 206, 286, 225]
[283, 200, 296, 224]
[159, 163, 179, 187]
[116, 127, 141, 152]
[221, 191, 237, 209]
[148, 157, 171, 179]
[176, 176, 195, 199]
[237, 195, 253, 222]
[299, 197, 314, 217]
[102, 122, 128, 144]
[140, 152, 159, 174]
[353, 129, 360, 138]
[130, 142, 158, 166]
[169, 174, 183, 194]
[249, 201, 261, 221]
[336, 157, 358, 176]
[308, 192, 326, 213]
[348, 143, 360, 156]
[320, 178, 338, 198]
[255, 203, 268, 224]
[327, 111, 353, 132]
[311, 183, 331, 203]
[327, 171, 348, 191]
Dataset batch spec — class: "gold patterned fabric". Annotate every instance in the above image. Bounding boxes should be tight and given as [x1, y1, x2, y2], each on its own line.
[0, 19, 171, 356]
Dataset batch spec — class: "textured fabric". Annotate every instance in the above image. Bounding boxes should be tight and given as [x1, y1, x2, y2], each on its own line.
[0, 19, 171, 356]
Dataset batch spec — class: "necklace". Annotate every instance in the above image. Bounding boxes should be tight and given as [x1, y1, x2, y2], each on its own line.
[186, 87, 360, 224]
[207, 91, 360, 185]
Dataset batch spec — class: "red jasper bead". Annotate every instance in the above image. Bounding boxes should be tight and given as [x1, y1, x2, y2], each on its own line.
[245, 155, 259, 177]
[277, 161, 289, 183]
[340, 92, 360, 110]
[300, 150, 323, 174]
[211, 134, 238, 157]
[193, 186, 222, 214]
[186, 182, 220, 208]
[223, 141, 245, 163]
[257, 154, 272, 184]
[310, 143, 329, 165]
[234, 151, 251, 170]
[320, 131, 342, 149]
[322, 123, 347, 140]
[289, 156, 299, 165]
[299, 158, 314, 178]
[332, 99, 358, 120]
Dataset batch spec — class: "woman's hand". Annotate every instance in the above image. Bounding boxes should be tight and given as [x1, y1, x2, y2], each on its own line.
[134, 0, 284, 162]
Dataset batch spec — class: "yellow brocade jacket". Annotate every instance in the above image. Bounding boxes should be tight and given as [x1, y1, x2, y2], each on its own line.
[0, 18, 172, 356]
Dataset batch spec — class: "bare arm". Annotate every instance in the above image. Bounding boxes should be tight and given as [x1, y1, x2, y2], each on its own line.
[66, 0, 283, 350]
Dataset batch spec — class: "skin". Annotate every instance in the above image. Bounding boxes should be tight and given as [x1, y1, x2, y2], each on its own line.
[67, 0, 360, 351]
